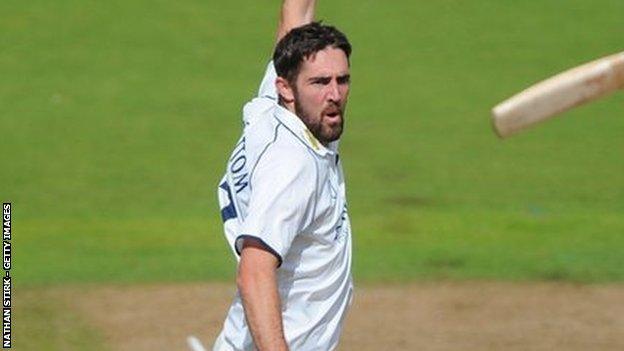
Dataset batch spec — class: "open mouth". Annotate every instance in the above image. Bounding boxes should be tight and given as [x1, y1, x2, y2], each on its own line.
[323, 107, 342, 119]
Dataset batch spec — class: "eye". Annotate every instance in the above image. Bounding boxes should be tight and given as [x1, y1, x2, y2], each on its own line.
[337, 75, 350, 85]
[310, 77, 331, 85]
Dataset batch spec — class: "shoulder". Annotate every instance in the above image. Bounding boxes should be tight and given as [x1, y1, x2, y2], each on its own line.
[268, 129, 316, 169]
[242, 96, 276, 127]
[243, 111, 279, 149]
[244, 113, 312, 159]
[247, 123, 317, 184]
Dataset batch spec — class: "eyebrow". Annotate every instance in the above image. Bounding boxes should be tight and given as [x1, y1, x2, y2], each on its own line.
[307, 74, 351, 83]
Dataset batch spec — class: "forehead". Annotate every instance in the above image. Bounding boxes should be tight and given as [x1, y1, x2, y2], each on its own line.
[298, 47, 350, 78]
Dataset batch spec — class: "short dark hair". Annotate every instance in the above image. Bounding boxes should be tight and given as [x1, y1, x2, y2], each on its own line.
[273, 21, 351, 85]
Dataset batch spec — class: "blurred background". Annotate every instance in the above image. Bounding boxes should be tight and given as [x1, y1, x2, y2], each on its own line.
[2, 0, 623, 350]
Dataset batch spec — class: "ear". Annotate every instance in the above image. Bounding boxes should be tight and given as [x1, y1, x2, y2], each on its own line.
[276, 76, 295, 103]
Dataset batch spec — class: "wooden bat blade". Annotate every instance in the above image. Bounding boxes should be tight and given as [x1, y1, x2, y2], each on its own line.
[492, 51, 624, 138]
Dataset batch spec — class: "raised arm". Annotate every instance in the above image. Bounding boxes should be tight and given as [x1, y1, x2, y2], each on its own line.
[276, 0, 317, 44]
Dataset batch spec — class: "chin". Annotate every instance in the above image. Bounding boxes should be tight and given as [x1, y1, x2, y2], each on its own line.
[323, 131, 342, 143]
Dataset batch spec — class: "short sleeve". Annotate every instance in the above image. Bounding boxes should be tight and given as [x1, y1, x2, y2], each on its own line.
[236, 144, 317, 266]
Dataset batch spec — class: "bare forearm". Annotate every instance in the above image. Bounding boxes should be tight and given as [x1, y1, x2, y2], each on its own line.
[238, 247, 288, 350]
[276, 0, 317, 43]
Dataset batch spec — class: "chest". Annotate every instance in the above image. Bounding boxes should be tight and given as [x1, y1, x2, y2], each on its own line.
[307, 157, 349, 242]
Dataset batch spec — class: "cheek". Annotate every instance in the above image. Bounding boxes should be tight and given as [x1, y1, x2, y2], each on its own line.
[305, 90, 326, 108]
[316, 89, 329, 104]
[335, 87, 349, 104]
[341, 86, 350, 99]
[298, 92, 323, 116]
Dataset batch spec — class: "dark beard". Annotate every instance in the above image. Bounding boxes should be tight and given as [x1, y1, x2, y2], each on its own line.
[294, 99, 343, 146]
[294, 99, 323, 141]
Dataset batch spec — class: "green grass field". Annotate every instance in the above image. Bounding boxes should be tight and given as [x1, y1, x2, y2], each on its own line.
[3, 0, 624, 288]
[3, 0, 624, 349]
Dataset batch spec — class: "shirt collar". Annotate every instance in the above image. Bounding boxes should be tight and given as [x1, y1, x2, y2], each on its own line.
[274, 104, 338, 157]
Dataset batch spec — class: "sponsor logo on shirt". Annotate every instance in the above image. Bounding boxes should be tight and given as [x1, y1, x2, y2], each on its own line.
[334, 204, 348, 241]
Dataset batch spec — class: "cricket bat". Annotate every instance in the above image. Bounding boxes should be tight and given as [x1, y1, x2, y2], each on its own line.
[491, 51, 624, 138]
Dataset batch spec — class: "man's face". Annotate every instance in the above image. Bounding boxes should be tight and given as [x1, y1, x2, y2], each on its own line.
[292, 47, 350, 145]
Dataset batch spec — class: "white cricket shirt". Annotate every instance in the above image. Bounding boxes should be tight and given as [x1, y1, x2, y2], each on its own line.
[214, 61, 353, 351]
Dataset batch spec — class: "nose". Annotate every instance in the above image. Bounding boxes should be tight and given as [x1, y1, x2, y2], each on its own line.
[327, 80, 341, 102]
